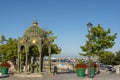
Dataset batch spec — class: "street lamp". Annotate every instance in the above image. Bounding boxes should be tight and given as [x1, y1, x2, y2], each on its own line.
[87, 22, 93, 78]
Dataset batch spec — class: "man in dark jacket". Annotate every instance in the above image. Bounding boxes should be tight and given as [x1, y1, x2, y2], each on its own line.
[53, 66, 58, 76]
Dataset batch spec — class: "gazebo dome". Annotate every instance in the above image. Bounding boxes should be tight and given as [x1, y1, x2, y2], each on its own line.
[23, 21, 46, 38]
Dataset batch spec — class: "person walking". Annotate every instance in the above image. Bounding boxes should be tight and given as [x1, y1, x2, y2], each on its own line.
[53, 66, 58, 76]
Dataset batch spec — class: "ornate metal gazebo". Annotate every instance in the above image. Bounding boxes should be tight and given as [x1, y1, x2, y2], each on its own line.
[17, 20, 49, 74]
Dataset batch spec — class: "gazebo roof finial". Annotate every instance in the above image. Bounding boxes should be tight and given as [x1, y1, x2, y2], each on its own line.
[33, 19, 38, 27]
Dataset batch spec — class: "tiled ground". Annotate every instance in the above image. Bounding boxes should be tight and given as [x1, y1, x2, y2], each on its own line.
[0, 72, 120, 80]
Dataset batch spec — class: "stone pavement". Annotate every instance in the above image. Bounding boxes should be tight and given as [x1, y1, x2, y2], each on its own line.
[0, 72, 120, 80]
[93, 72, 120, 80]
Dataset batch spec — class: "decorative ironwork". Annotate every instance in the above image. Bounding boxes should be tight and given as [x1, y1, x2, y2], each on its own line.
[18, 20, 47, 74]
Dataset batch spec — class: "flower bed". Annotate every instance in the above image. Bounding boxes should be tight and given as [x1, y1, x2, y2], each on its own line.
[0, 62, 10, 68]
[75, 64, 87, 70]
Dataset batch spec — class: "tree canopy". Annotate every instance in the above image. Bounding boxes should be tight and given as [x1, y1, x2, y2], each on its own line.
[0, 37, 17, 62]
[80, 24, 117, 60]
[99, 51, 115, 65]
[113, 50, 120, 65]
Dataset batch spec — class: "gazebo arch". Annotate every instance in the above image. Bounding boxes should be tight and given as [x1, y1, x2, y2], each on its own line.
[17, 20, 48, 74]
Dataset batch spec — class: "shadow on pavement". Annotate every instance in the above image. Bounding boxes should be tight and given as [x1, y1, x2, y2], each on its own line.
[58, 70, 75, 74]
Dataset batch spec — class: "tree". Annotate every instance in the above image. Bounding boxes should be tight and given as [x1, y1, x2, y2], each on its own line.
[80, 24, 117, 61]
[42, 30, 61, 57]
[40, 30, 61, 71]
[0, 36, 17, 62]
[99, 51, 115, 65]
[113, 50, 120, 65]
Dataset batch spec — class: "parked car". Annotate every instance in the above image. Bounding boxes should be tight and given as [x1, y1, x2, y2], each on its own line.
[99, 64, 115, 73]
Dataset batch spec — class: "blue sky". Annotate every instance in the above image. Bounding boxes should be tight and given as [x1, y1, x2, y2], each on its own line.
[0, 0, 120, 58]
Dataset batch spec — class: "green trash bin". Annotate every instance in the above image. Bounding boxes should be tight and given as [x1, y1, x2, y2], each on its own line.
[0, 67, 8, 75]
[76, 69, 86, 77]
[90, 68, 96, 76]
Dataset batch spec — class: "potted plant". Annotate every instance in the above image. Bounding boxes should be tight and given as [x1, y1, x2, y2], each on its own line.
[0, 62, 10, 75]
[75, 60, 87, 77]
[90, 62, 98, 76]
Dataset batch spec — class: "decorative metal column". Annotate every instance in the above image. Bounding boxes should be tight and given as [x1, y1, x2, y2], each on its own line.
[48, 42, 51, 73]
[17, 38, 21, 73]
[39, 49, 42, 73]
[38, 38, 42, 74]
[25, 51, 28, 74]
[19, 51, 22, 73]
[44, 38, 52, 73]
[17, 51, 20, 73]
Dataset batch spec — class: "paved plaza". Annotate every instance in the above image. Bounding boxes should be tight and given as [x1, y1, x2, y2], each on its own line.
[0, 72, 120, 80]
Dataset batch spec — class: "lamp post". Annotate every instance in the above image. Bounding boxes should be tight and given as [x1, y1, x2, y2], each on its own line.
[87, 22, 93, 78]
